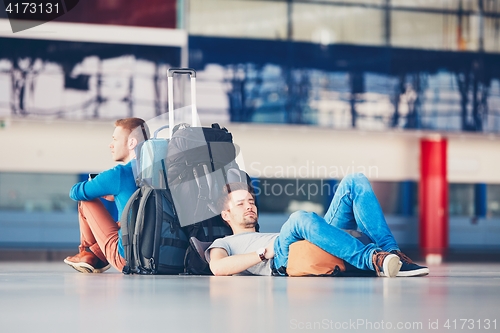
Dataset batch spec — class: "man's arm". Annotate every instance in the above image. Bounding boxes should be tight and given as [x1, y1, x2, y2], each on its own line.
[69, 166, 121, 201]
[209, 247, 263, 276]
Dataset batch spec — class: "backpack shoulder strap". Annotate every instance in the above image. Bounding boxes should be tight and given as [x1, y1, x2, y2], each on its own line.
[133, 186, 154, 271]
[120, 187, 142, 274]
[192, 163, 213, 223]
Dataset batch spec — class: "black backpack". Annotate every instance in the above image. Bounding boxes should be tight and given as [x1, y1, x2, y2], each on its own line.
[120, 186, 188, 275]
[120, 129, 189, 275]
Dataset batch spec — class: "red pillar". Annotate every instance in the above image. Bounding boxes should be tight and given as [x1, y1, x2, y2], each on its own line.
[419, 137, 448, 264]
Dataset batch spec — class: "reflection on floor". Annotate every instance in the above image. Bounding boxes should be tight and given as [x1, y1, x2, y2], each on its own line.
[0, 262, 499, 333]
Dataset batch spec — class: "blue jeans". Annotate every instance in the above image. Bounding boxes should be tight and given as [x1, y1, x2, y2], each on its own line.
[273, 173, 400, 272]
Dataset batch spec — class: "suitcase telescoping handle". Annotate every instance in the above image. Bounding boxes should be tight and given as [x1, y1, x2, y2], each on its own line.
[153, 125, 169, 139]
[167, 68, 198, 138]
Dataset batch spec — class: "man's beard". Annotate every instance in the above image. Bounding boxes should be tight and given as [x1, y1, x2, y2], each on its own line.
[242, 215, 258, 229]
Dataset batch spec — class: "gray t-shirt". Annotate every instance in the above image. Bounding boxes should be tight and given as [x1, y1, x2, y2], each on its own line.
[205, 232, 279, 276]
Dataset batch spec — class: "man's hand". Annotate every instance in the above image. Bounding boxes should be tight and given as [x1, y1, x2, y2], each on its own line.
[265, 241, 275, 259]
[101, 195, 115, 201]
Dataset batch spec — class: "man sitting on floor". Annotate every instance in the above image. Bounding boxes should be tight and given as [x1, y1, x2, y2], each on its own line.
[206, 174, 429, 277]
[64, 118, 149, 273]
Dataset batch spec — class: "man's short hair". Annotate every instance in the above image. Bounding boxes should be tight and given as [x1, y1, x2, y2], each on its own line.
[218, 182, 255, 212]
[115, 118, 150, 143]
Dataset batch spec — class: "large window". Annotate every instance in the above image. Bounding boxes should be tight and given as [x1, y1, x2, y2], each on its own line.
[252, 178, 332, 215]
[487, 184, 500, 218]
[0, 172, 77, 212]
[189, 0, 500, 53]
[449, 183, 474, 216]
[371, 181, 417, 216]
[254, 178, 418, 216]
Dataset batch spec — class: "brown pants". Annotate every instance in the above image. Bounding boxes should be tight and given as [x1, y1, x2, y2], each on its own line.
[78, 199, 126, 272]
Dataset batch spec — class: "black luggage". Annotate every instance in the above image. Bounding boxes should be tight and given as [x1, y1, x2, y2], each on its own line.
[166, 68, 254, 274]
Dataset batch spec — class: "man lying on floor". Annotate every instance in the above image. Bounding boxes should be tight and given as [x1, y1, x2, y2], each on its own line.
[205, 174, 429, 277]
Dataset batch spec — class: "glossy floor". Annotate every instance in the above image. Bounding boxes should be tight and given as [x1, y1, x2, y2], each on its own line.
[0, 262, 499, 333]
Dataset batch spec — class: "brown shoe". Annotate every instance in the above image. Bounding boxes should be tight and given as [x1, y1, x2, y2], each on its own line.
[64, 251, 110, 273]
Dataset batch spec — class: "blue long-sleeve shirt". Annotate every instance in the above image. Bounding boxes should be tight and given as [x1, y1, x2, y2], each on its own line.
[69, 160, 137, 257]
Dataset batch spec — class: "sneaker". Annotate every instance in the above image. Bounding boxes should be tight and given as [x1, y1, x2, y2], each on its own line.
[64, 251, 110, 273]
[93, 258, 111, 273]
[390, 250, 429, 277]
[372, 251, 402, 278]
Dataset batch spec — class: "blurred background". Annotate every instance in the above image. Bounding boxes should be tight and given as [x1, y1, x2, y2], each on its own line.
[0, 0, 499, 261]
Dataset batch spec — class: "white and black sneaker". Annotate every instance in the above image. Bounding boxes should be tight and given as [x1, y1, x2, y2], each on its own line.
[372, 251, 402, 278]
[390, 250, 429, 277]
